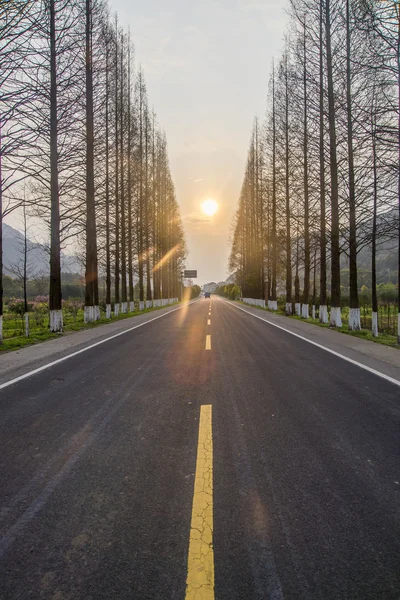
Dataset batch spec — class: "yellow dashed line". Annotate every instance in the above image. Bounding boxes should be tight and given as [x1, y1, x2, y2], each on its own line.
[207, 319, 211, 325]
[205, 335, 211, 350]
[185, 405, 214, 600]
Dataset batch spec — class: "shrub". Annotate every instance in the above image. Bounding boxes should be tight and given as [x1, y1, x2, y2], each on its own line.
[63, 299, 83, 321]
[7, 299, 33, 316]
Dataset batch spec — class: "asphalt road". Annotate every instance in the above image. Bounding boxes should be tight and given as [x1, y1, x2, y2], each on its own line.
[0, 297, 399, 599]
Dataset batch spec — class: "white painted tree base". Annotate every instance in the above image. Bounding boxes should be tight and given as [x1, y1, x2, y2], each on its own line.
[244, 298, 266, 308]
[114, 304, 120, 317]
[146, 300, 152, 309]
[270, 300, 277, 311]
[330, 306, 342, 327]
[129, 301, 135, 312]
[372, 311, 378, 337]
[301, 304, 309, 319]
[295, 303, 301, 316]
[106, 304, 112, 319]
[319, 305, 328, 324]
[0, 315, 3, 343]
[121, 302, 127, 314]
[139, 301, 145, 311]
[50, 309, 63, 332]
[312, 305, 316, 319]
[24, 313, 30, 337]
[398, 313, 400, 344]
[348, 307, 361, 331]
[285, 302, 292, 315]
[84, 305, 100, 323]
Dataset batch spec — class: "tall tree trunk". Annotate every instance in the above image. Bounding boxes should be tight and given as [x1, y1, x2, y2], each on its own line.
[266, 179, 271, 302]
[0, 123, 3, 341]
[23, 200, 28, 315]
[84, 0, 99, 323]
[145, 109, 152, 304]
[138, 78, 144, 304]
[152, 112, 158, 302]
[271, 65, 277, 309]
[295, 233, 300, 315]
[346, 0, 360, 330]
[371, 109, 378, 337]
[22, 200, 29, 337]
[312, 246, 317, 318]
[302, 19, 310, 319]
[105, 33, 111, 318]
[397, 13, 400, 343]
[325, 0, 341, 326]
[259, 146, 265, 302]
[285, 54, 292, 315]
[120, 32, 127, 312]
[319, 0, 328, 323]
[49, 0, 62, 332]
[127, 42, 134, 310]
[153, 131, 161, 302]
[114, 19, 120, 315]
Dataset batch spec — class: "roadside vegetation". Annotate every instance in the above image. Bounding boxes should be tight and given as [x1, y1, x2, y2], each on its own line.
[228, 0, 400, 344]
[217, 282, 399, 348]
[1, 0, 187, 345]
[0, 295, 183, 352]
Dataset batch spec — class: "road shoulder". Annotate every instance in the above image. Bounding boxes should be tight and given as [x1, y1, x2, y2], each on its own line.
[0, 303, 189, 386]
[223, 298, 400, 384]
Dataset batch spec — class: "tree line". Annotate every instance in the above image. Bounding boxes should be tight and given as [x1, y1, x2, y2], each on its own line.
[229, 0, 399, 341]
[0, 0, 186, 337]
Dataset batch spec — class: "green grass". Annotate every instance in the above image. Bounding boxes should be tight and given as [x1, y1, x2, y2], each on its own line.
[0, 302, 180, 353]
[236, 300, 399, 349]
[0, 330, 61, 352]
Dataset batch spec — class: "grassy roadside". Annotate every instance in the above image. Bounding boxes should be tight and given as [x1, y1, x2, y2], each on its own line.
[235, 300, 399, 349]
[0, 302, 180, 353]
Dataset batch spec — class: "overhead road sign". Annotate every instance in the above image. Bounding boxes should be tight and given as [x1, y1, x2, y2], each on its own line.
[184, 270, 197, 278]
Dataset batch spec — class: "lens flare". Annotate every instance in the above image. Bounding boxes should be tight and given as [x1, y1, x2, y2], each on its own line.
[201, 198, 218, 217]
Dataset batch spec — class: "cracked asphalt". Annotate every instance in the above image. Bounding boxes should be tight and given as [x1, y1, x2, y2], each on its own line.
[0, 297, 399, 599]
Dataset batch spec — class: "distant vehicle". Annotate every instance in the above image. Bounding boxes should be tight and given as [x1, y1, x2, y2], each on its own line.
[204, 292, 211, 298]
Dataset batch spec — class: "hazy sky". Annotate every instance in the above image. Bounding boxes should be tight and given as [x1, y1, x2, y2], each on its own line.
[5, 0, 289, 286]
[110, 0, 289, 285]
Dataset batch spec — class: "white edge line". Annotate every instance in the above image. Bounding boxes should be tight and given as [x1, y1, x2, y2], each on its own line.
[225, 299, 400, 389]
[0, 301, 198, 391]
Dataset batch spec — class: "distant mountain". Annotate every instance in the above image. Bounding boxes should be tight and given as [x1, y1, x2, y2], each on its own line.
[202, 273, 237, 293]
[3, 224, 82, 277]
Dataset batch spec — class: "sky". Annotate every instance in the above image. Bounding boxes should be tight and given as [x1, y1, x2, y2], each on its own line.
[109, 0, 289, 285]
[4, 0, 289, 286]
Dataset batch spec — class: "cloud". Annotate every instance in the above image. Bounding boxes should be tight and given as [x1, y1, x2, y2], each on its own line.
[184, 215, 210, 224]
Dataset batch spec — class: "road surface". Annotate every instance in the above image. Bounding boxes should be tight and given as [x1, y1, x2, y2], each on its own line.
[0, 297, 399, 599]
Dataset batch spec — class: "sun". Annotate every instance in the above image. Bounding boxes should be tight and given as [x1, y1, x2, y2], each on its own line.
[201, 198, 218, 217]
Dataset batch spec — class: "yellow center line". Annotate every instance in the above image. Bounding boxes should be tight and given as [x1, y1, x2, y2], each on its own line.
[207, 319, 211, 325]
[185, 405, 214, 600]
[205, 335, 211, 350]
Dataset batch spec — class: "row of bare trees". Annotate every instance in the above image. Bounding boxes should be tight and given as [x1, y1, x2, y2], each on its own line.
[229, 0, 399, 341]
[0, 0, 186, 337]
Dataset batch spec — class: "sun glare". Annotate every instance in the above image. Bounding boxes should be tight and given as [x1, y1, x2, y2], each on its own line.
[201, 198, 218, 217]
